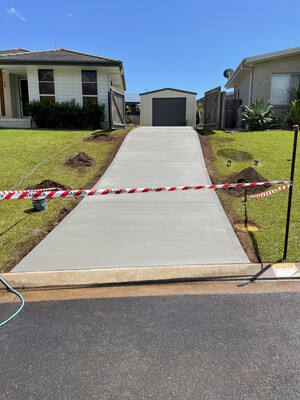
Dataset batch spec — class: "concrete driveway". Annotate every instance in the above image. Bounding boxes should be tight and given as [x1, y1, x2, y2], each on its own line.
[12, 127, 249, 272]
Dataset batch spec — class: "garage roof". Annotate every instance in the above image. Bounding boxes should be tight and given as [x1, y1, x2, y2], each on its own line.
[140, 88, 197, 96]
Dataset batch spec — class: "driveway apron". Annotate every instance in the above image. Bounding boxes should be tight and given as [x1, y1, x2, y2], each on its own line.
[12, 127, 249, 272]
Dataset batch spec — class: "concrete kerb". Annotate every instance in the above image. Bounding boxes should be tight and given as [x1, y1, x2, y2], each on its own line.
[1, 263, 299, 290]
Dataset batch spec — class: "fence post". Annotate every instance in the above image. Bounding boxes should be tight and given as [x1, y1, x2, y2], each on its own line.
[283, 125, 298, 259]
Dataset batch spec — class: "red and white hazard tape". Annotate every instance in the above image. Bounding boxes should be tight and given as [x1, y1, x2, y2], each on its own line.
[0, 187, 59, 194]
[246, 184, 291, 198]
[0, 181, 292, 200]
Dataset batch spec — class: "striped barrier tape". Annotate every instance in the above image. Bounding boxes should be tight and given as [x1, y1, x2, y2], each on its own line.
[0, 181, 292, 200]
[246, 184, 291, 198]
[0, 187, 59, 194]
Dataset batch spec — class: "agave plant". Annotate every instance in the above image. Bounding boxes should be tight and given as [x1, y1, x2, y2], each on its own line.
[242, 99, 274, 131]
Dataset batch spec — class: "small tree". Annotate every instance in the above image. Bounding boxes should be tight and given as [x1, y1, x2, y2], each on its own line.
[242, 99, 274, 131]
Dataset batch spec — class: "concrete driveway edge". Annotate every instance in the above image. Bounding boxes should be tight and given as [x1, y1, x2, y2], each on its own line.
[0, 264, 284, 290]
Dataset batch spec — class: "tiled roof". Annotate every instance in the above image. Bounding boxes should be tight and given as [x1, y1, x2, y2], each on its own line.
[0, 49, 31, 56]
[0, 48, 122, 66]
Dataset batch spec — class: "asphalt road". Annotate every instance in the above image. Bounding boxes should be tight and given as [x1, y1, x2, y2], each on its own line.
[0, 283, 299, 399]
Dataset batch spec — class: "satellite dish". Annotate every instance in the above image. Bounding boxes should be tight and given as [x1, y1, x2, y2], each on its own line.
[223, 69, 234, 79]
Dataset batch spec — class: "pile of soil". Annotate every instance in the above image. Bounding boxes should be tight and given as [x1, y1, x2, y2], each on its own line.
[26, 179, 71, 191]
[65, 152, 95, 168]
[226, 167, 271, 197]
[85, 132, 114, 143]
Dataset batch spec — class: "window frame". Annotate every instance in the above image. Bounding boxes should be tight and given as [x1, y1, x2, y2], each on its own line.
[38, 69, 55, 101]
[270, 73, 300, 106]
[82, 70, 98, 104]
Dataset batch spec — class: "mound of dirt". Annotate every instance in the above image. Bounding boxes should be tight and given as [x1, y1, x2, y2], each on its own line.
[65, 152, 95, 168]
[26, 179, 71, 191]
[226, 167, 271, 197]
[85, 132, 114, 143]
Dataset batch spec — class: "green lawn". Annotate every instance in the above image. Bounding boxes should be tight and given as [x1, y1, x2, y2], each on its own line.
[205, 129, 300, 262]
[0, 128, 128, 271]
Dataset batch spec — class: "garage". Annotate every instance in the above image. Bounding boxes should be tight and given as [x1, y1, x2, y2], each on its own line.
[140, 88, 197, 127]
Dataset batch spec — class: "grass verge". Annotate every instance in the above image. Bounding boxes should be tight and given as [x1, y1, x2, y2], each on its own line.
[198, 129, 300, 263]
[0, 127, 132, 272]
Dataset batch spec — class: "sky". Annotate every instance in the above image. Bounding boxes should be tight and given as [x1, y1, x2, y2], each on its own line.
[1, 0, 300, 98]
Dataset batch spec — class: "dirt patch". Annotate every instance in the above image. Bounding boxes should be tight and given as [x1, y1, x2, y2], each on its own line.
[85, 132, 115, 143]
[26, 179, 71, 191]
[226, 167, 270, 197]
[65, 152, 95, 168]
[197, 130, 218, 184]
[217, 148, 253, 161]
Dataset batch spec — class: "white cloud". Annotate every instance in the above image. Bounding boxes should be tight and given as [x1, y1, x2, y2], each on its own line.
[66, 13, 76, 19]
[6, 7, 26, 21]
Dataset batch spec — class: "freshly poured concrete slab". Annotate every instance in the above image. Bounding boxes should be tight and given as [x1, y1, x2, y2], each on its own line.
[12, 127, 249, 272]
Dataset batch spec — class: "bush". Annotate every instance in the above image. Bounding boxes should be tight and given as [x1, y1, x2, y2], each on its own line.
[82, 101, 105, 129]
[285, 85, 300, 127]
[285, 100, 300, 127]
[26, 99, 105, 129]
[242, 99, 274, 131]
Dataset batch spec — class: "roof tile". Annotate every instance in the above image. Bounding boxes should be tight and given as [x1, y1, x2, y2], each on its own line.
[0, 48, 121, 65]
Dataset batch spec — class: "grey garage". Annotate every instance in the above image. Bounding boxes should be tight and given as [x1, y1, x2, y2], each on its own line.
[140, 88, 197, 127]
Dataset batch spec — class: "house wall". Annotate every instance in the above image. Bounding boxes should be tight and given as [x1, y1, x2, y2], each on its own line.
[140, 90, 196, 126]
[27, 66, 121, 123]
[252, 54, 300, 117]
[234, 72, 251, 106]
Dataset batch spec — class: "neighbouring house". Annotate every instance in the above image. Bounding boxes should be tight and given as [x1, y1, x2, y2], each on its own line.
[140, 88, 197, 127]
[0, 48, 126, 129]
[225, 46, 300, 119]
[125, 93, 140, 125]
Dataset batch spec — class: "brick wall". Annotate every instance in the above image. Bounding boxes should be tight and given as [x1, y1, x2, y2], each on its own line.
[251, 54, 300, 118]
[252, 54, 300, 102]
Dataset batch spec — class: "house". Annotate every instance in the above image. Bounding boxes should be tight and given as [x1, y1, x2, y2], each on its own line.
[225, 46, 300, 118]
[125, 93, 140, 115]
[125, 93, 140, 125]
[0, 48, 126, 128]
[140, 88, 197, 127]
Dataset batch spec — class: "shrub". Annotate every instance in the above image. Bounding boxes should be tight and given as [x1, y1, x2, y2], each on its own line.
[82, 101, 105, 130]
[26, 99, 105, 129]
[285, 85, 300, 127]
[241, 99, 274, 131]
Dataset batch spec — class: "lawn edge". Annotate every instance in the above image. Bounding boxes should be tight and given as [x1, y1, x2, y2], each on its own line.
[196, 128, 259, 263]
[3, 126, 134, 273]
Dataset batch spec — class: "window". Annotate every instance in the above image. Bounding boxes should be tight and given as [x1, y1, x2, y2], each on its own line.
[82, 70, 98, 104]
[38, 69, 55, 101]
[271, 74, 300, 105]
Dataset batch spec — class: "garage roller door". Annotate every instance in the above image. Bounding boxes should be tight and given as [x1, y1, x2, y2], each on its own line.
[152, 98, 186, 126]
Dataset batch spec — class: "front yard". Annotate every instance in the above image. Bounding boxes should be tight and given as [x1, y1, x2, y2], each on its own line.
[0, 128, 129, 272]
[198, 129, 300, 263]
